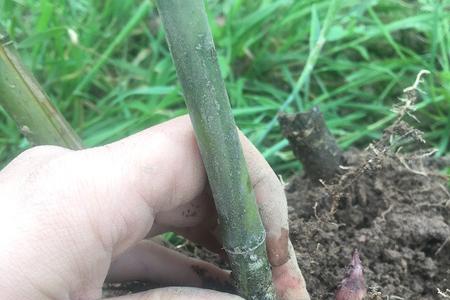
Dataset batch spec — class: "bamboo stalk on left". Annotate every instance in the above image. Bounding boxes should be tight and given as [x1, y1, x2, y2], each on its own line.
[0, 25, 82, 149]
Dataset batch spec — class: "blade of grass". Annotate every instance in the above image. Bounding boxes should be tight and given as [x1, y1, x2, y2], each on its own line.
[68, 0, 151, 125]
[255, 0, 339, 146]
[367, 7, 406, 60]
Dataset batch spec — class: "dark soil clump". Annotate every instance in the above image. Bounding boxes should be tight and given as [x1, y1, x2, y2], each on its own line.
[287, 135, 450, 299]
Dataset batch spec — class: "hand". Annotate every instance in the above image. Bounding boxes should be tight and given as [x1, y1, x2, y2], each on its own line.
[0, 115, 310, 300]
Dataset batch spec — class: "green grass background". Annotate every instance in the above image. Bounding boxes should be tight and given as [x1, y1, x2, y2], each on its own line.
[1, 0, 449, 175]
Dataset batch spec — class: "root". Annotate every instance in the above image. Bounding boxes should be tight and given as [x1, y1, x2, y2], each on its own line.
[438, 288, 450, 299]
[325, 70, 433, 215]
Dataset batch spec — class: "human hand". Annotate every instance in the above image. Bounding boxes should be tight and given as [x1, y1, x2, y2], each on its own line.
[0, 115, 310, 300]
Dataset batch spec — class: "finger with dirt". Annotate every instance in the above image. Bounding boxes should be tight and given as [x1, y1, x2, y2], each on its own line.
[239, 132, 311, 300]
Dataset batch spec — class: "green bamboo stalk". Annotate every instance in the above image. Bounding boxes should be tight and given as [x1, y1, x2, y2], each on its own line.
[0, 26, 82, 149]
[155, 1, 275, 299]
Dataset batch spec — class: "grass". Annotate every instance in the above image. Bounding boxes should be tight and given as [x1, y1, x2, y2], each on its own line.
[0, 0, 449, 175]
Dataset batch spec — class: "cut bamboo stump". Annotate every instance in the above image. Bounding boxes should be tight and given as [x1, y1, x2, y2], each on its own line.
[279, 107, 342, 182]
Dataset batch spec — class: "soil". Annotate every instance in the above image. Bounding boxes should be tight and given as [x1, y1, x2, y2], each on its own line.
[281, 90, 450, 299]
[287, 146, 450, 299]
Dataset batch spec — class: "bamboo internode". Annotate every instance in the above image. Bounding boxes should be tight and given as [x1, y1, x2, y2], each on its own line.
[155, 1, 275, 299]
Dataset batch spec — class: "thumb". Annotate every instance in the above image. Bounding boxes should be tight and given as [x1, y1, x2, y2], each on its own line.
[106, 287, 243, 300]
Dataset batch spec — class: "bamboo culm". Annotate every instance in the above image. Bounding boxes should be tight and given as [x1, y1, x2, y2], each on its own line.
[155, 1, 275, 299]
[0, 26, 82, 149]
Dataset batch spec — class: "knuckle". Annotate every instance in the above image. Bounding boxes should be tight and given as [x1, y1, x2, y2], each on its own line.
[17, 145, 70, 161]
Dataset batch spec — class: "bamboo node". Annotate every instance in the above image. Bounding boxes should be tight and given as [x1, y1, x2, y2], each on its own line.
[224, 232, 266, 255]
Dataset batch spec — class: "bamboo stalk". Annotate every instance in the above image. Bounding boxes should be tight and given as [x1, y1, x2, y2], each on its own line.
[155, 1, 275, 299]
[0, 26, 82, 149]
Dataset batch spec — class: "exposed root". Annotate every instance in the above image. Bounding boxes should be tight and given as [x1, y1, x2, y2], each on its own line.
[438, 288, 450, 299]
[325, 70, 433, 216]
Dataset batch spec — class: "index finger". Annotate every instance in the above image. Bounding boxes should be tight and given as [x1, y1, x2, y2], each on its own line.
[238, 131, 289, 267]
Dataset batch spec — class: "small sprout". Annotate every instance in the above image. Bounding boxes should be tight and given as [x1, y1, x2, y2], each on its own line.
[335, 249, 367, 300]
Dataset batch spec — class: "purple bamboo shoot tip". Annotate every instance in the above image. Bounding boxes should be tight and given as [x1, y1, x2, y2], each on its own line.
[335, 249, 367, 300]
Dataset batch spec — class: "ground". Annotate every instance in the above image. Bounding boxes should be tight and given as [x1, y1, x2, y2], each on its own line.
[288, 147, 450, 299]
